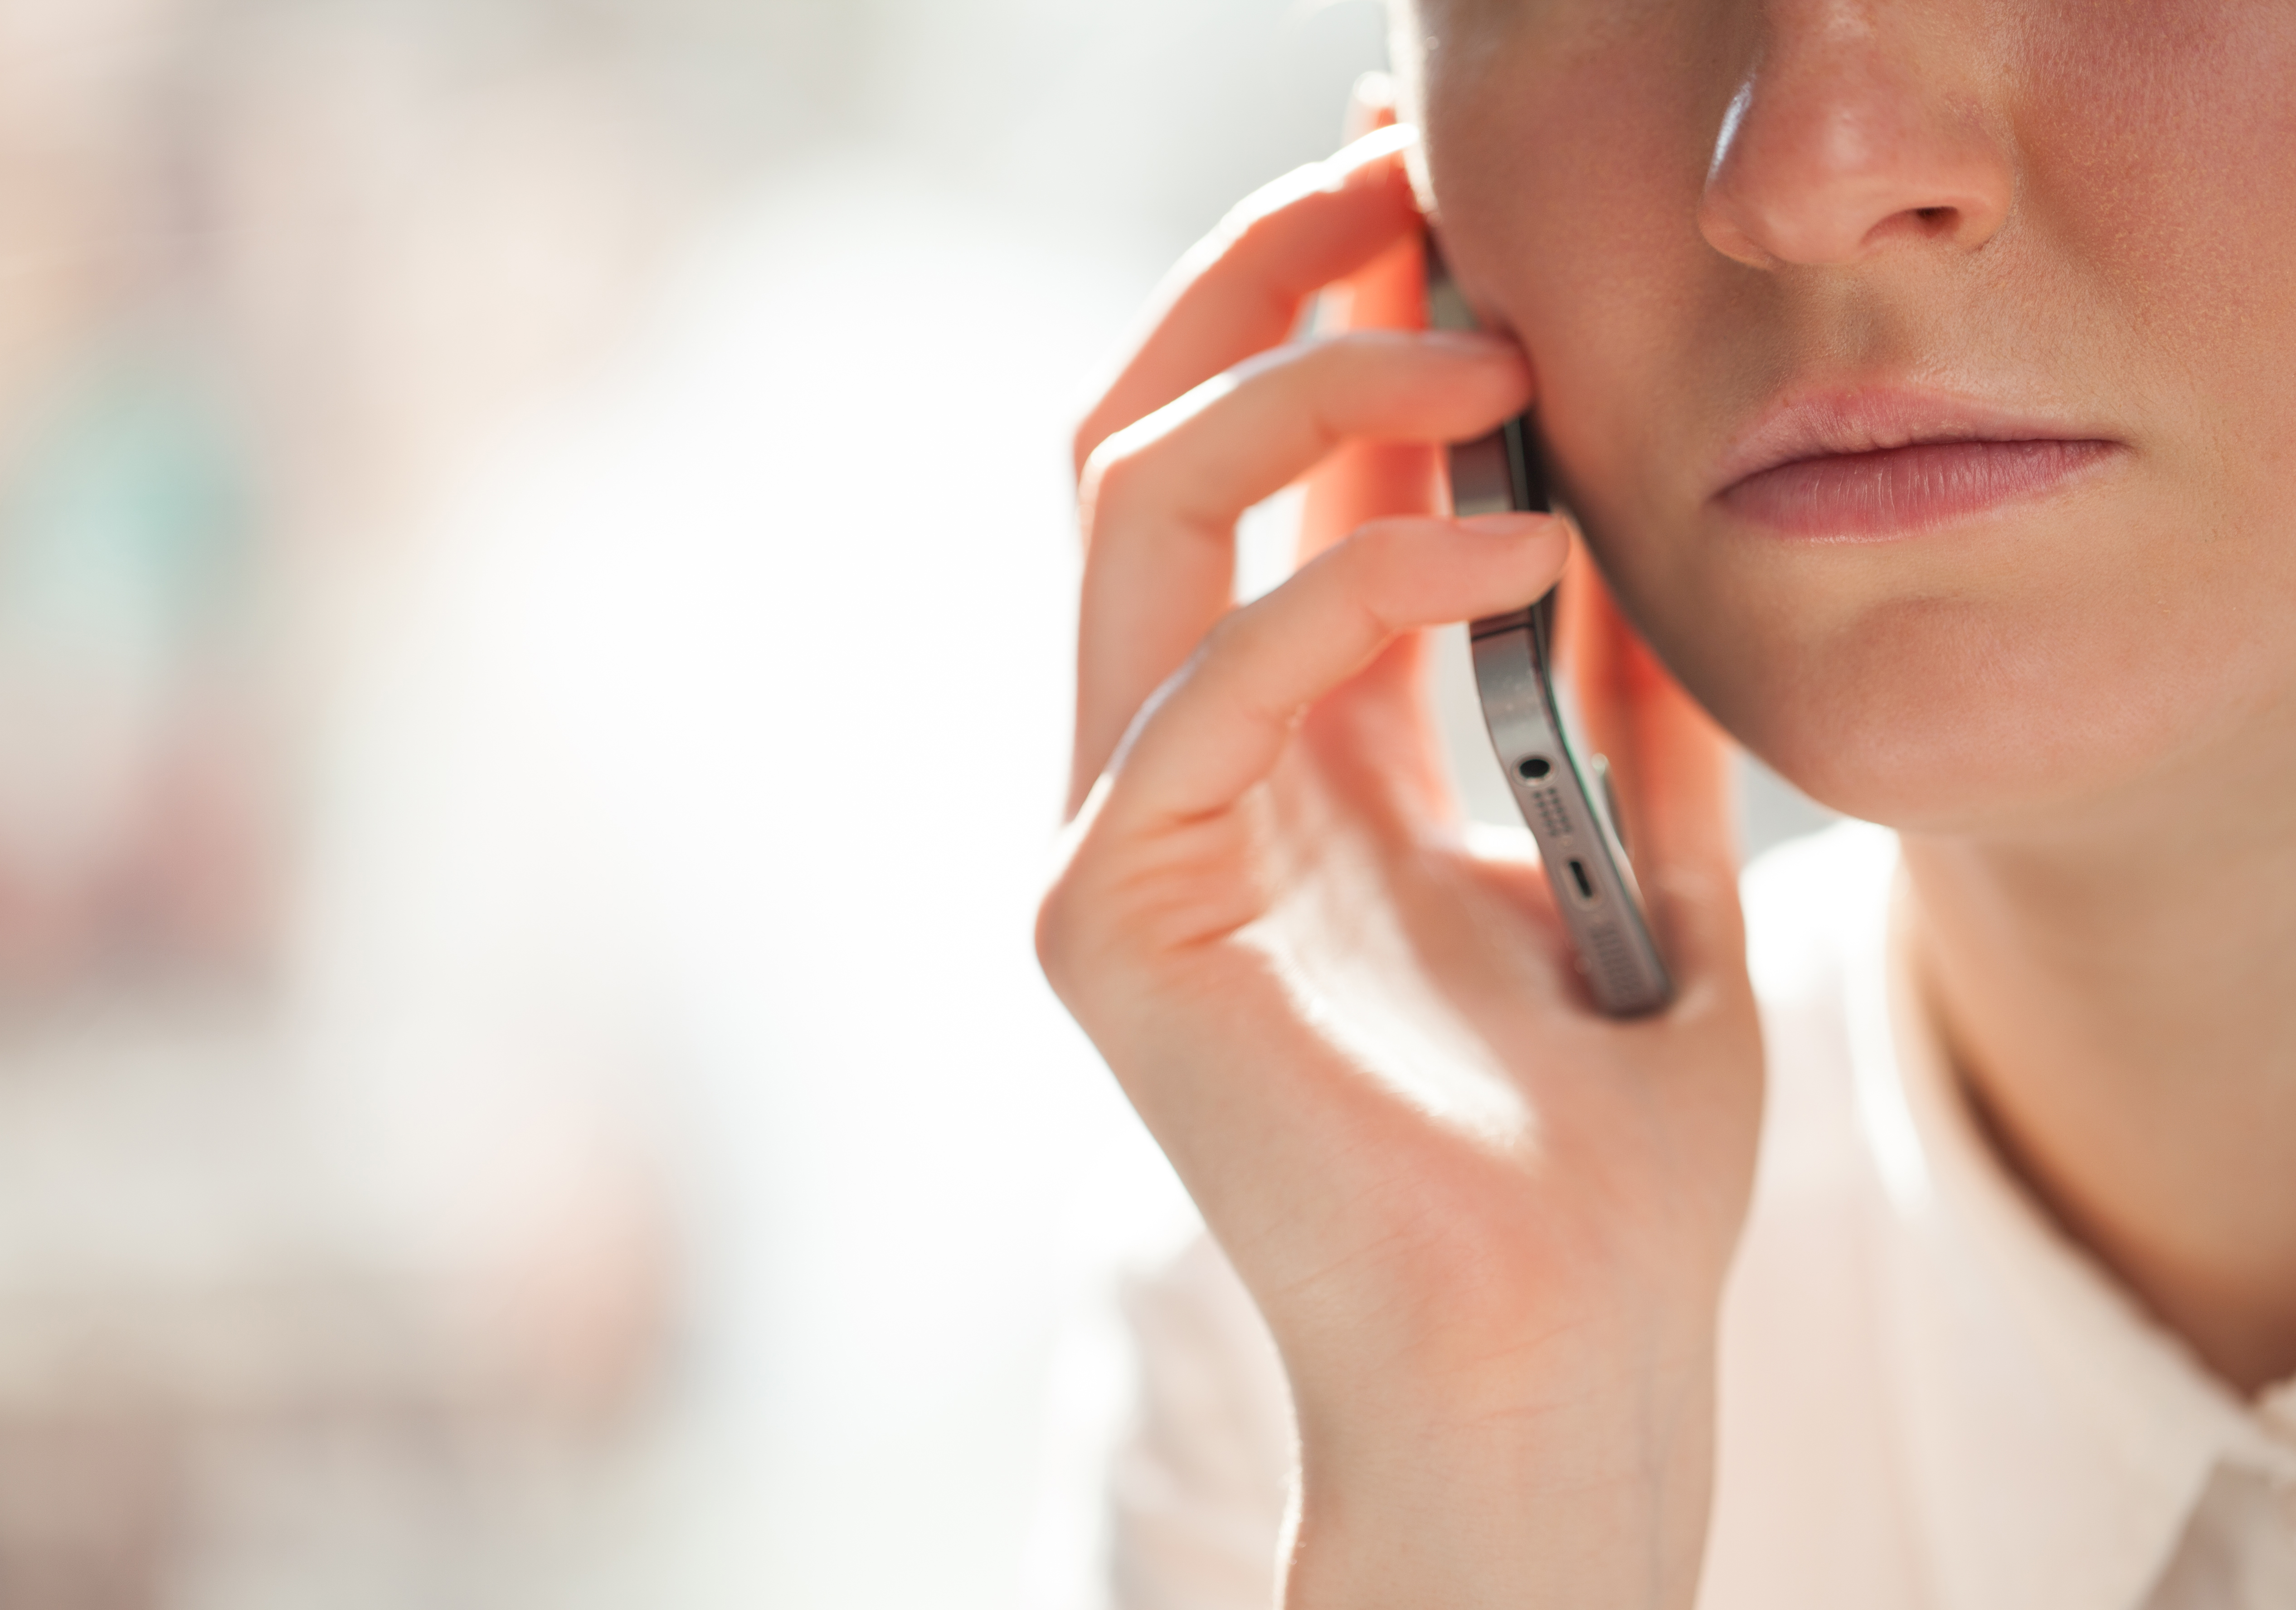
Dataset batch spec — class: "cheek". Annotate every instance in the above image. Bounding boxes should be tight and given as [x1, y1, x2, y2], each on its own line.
[1421, 15, 1751, 572]
[2023, 6, 2296, 488]
[1422, 19, 1732, 461]
[1422, 1, 2296, 832]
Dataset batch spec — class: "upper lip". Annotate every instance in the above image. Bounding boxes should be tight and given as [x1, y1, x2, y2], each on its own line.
[1712, 388, 2120, 498]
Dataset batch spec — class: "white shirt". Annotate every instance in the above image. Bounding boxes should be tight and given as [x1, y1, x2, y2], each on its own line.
[1070, 824, 2296, 1610]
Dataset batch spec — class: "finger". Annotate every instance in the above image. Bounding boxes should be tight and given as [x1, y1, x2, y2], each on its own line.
[1283, 85, 1484, 822]
[1084, 331, 1527, 551]
[1109, 515, 1570, 837]
[1071, 330, 1531, 812]
[1073, 125, 1423, 478]
[1296, 238, 1448, 568]
[1298, 96, 1444, 562]
[1319, 72, 1419, 341]
[1558, 559, 1745, 988]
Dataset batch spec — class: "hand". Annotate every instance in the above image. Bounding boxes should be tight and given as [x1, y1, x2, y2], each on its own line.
[1039, 122, 1764, 1610]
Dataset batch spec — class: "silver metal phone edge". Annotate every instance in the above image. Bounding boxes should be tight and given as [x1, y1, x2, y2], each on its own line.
[1429, 242, 1673, 1017]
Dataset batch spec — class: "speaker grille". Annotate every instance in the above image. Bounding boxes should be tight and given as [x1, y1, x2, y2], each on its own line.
[1586, 922, 1642, 1004]
[1524, 784, 1572, 841]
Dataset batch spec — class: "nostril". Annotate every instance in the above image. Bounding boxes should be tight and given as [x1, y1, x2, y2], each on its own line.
[1701, 58, 2014, 268]
[1860, 204, 1961, 252]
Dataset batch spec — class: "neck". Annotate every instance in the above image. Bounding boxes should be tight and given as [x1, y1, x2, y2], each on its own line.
[1900, 749, 2296, 1395]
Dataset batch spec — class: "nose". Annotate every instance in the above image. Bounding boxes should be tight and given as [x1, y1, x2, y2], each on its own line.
[1698, 4, 2013, 268]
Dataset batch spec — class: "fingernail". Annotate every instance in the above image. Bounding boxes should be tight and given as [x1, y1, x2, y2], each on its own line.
[1459, 513, 1554, 539]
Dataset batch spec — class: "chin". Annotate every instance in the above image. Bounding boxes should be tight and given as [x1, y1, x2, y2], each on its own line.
[1580, 441, 2296, 844]
[1681, 589, 2244, 839]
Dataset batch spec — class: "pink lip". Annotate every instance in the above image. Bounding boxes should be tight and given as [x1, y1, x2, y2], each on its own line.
[1714, 391, 2124, 540]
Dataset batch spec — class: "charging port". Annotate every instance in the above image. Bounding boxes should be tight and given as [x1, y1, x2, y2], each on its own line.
[1567, 859, 1598, 903]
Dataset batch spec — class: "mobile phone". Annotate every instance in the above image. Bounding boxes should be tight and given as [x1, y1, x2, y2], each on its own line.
[1426, 246, 1673, 1017]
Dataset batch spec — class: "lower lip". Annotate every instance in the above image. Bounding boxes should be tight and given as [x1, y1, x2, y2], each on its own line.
[1719, 438, 2122, 539]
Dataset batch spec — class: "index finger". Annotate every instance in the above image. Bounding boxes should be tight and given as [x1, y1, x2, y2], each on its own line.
[1072, 125, 1424, 478]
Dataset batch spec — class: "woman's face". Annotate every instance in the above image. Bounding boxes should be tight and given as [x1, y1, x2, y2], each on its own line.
[1399, 0, 2296, 832]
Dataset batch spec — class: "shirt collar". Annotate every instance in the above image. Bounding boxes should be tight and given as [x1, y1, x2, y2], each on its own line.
[1845, 854, 2296, 1610]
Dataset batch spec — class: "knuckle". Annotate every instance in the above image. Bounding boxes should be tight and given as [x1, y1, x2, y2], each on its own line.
[1035, 848, 1105, 1006]
[1336, 519, 1409, 590]
[1229, 340, 1345, 431]
[1079, 429, 1141, 501]
[1213, 167, 1314, 258]
[1345, 517, 1409, 567]
[1070, 412, 1107, 486]
[1320, 523, 1418, 636]
[1196, 607, 1253, 668]
[1251, 331, 1360, 393]
[1082, 412, 1247, 555]
[1036, 828, 1138, 1020]
[1033, 871, 1081, 997]
[1276, 337, 1363, 414]
[1227, 335, 1317, 386]
[1076, 431, 1151, 534]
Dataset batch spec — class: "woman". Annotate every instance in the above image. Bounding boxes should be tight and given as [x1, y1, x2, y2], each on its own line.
[1037, 3, 2296, 1606]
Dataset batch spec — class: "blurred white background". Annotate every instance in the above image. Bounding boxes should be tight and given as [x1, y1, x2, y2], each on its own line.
[0, 2, 1830, 1605]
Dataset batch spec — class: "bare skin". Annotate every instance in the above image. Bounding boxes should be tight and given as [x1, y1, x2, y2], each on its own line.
[1907, 815, 2296, 1395]
[1043, 1, 2296, 1604]
[1047, 129, 1756, 1609]
[1405, 0, 2296, 1400]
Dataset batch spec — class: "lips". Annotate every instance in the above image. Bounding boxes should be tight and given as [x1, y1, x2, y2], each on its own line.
[1713, 391, 2125, 540]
